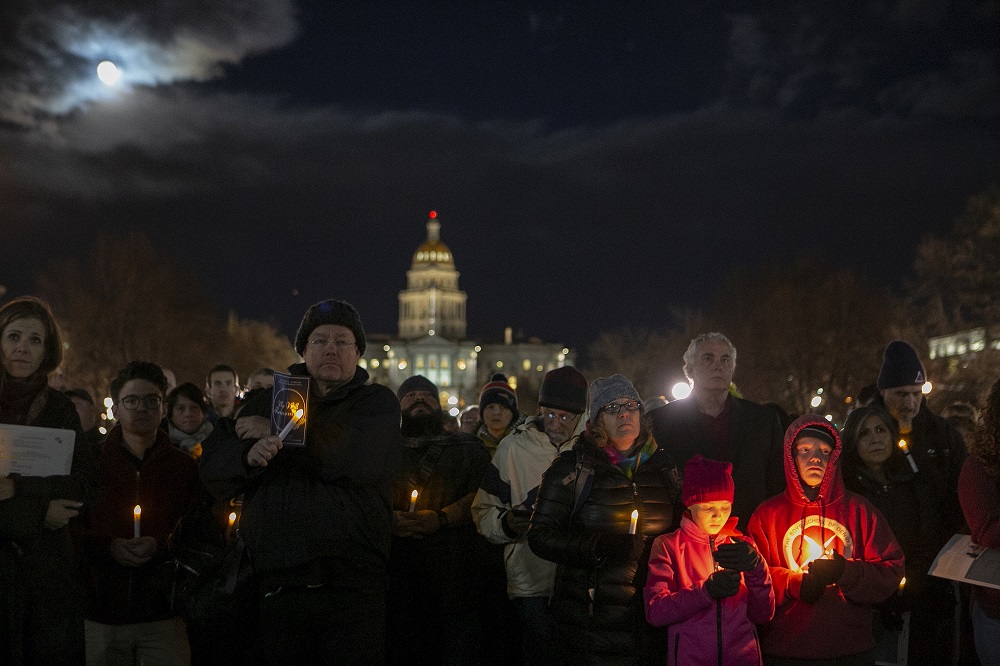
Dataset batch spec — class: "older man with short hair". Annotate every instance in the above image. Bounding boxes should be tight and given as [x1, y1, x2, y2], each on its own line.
[651, 332, 784, 529]
[473, 366, 589, 665]
[200, 300, 401, 665]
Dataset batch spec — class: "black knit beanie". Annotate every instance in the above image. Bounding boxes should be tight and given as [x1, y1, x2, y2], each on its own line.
[538, 366, 588, 414]
[397, 375, 438, 400]
[876, 340, 925, 389]
[294, 300, 367, 355]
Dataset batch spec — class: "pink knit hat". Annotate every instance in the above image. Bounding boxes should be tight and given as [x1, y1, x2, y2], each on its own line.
[682, 455, 735, 506]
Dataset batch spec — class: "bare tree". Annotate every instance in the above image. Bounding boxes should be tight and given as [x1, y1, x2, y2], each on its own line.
[36, 233, 296, 400]
[703, 258, 903, 419]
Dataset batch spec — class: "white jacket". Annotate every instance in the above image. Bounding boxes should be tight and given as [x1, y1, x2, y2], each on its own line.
[472, 415, 584, 598]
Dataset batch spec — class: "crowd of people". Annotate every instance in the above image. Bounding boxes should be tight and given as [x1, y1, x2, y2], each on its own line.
[1, 294, 999, 665]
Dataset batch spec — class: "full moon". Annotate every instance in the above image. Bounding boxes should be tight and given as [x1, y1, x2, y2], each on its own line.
[96, 61, 121, 86]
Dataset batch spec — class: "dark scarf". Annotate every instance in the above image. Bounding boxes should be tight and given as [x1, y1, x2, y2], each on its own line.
[0, 372, 49, 425]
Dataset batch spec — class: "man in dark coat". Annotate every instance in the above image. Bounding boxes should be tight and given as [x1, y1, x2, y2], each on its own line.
[387, 374, 490, 664]
[651, 332, 784, 530]
[200, 300, 402, 664]
[875, 339, 968, 665]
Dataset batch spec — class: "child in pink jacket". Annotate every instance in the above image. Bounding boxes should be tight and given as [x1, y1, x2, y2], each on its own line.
[645, 455, 775, 665]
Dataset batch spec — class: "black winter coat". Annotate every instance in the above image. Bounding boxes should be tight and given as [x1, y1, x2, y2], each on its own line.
[1, 383, 95, 666]
[199, 365, 401, 590]
[528, 436, 680, 665]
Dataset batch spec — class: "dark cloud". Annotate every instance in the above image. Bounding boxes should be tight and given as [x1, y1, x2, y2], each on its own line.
[0, 1, 997, 349]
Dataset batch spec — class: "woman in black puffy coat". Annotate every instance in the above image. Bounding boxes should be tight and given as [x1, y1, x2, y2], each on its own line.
[528, 374, 681, 665]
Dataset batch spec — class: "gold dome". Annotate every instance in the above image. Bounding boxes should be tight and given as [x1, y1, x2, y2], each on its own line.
[413, 240, 454, 265]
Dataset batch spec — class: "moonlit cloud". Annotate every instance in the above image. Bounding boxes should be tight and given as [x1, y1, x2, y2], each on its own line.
[0, 0, 297, 125]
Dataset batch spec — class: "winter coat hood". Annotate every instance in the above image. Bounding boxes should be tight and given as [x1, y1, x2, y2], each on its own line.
[782, 414, 844, 506]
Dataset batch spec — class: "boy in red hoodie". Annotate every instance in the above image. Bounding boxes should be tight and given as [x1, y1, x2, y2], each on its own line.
[747, 415, 904, 665]
[645, 455, 775, 665]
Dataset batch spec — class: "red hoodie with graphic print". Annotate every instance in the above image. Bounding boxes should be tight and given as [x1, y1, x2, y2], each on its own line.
[747, 414, 904, 661]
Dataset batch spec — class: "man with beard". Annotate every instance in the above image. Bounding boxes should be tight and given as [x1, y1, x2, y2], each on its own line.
[387, 375, 490, 665]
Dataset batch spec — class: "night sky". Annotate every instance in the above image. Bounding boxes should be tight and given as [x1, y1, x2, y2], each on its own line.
[1, 1, 998, 351]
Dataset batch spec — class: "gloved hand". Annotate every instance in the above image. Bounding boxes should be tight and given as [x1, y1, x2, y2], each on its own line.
[798, 573, 826, 604]
[595, 533, 645, 563]
[713, 540, 762, 572]
[808, 552, 846, 585]
[704, 570, 741, 599]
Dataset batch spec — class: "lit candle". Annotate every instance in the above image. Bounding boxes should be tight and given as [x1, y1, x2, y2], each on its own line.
[133, 505, 141, 538]
[226, 511, 237, 540]
[278, 409, 304, 440]
[409, 489, 419, 513]
[898, 576, 906, 595]
[629, 509, 639, 535]
[898, 439, 919, 473]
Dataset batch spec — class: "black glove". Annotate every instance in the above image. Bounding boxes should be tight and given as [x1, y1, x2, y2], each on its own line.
[808, 552, 846, 585]
[704, 570, 741, 599]
[595, 533, 645, 563]
[799, 573, 826, 604]
[713, 541, 762, 572]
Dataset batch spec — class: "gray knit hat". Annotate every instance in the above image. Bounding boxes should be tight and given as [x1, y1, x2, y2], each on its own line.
[589, 374, 641, 418]
[295, 300, 366, 355]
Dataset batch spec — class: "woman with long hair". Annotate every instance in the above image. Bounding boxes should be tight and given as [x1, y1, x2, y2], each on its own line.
[0, 296, 95, 664]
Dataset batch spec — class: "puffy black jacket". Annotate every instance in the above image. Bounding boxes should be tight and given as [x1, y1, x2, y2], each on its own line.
[199, 364, 401, 589]
[527, 436, 680, 665]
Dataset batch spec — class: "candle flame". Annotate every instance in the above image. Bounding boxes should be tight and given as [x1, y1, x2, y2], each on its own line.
[294, 409, 303, 420]
[411, 489, 419, 500]
[899, 576, 906, 590]
[133, 505, 141, 519]
[228, 512, 237, 525]
[898, 439, 909, 452]
[630, 509, 639, 520]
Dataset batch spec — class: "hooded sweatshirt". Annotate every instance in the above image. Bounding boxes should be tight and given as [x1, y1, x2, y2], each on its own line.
[644, 515, 774, 665]
[746, 414, 904, 661]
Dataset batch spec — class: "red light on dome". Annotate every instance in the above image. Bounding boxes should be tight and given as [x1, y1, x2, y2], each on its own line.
[428, 210, 437, 219]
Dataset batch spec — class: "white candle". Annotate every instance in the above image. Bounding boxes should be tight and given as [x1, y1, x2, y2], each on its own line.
[409, 489, 418, 513]
[133, 505, 141, 538]
[278, 409, 304, 440]
[898, 439, 919, 473]
[629, 509, 639, 535]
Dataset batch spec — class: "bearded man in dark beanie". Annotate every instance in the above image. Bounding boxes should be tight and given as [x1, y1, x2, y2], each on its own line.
[387, 375, 490, 664]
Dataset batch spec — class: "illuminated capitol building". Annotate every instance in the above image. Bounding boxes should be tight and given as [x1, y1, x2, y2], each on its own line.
[362, 212, 575, 416]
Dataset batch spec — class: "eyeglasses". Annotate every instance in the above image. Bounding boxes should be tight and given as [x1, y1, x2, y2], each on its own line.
[543, 411, 578, 424]
[601, 400, 642, 415]
[307, 338, 356, 350]
[120, 394, 163, 410]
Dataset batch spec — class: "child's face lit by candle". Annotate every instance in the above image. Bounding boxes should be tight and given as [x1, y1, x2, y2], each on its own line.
[689, 500, 732, 535]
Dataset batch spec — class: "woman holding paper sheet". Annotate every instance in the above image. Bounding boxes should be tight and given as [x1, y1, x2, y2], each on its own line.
[960, 378, 1000, 666]
[0, 296, 95, 665]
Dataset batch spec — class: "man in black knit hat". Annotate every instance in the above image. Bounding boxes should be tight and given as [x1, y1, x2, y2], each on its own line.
[472, 365, 589, 665]
[200, 299, 401, 664]
[875, 340, 969, 665]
